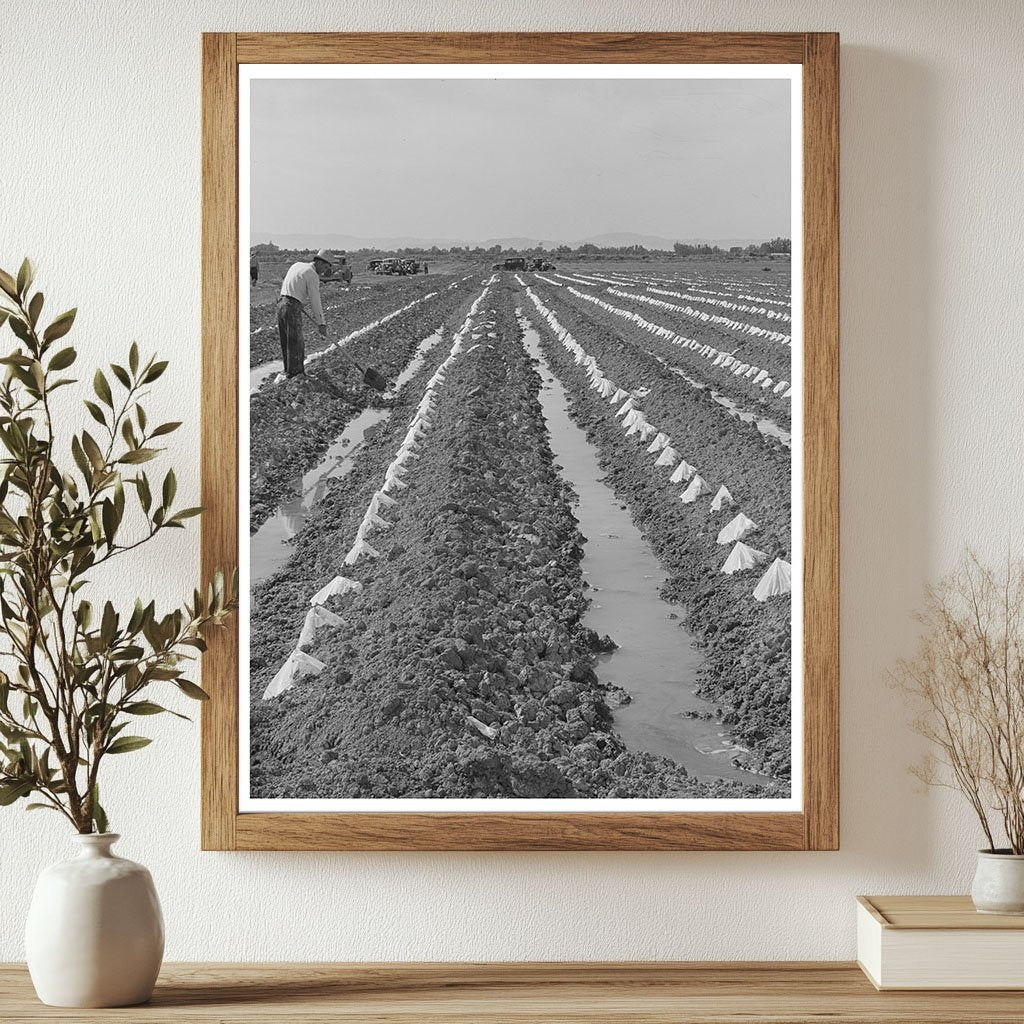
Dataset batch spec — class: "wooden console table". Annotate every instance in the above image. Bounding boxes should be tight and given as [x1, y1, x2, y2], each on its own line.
[2, 962, 1023, 1022]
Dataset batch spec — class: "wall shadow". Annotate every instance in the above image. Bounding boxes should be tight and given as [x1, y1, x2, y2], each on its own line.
[836, 46, 938, 871]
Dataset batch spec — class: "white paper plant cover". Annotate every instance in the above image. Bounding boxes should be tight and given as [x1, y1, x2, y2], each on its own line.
[647, 432, 671, 454]
[344, 536, 381, 566]
[711, 485, 734, 511]
[717, 512, 759, 545]
[368, 493, 392, 517]
[655, 446, 678, 467]
[310, 575, 363, 606]
[362, 510, 392, 532]
[753, 558, 792, 601]
[262, 649, 327, 700]
[616, 397, 634, 417]
[679, 475, 711, 503]
[297, 604, 344, 648]
[669, 460, 697, 484]
[721, 541, 769, 575]
[610, 388, 629, 405]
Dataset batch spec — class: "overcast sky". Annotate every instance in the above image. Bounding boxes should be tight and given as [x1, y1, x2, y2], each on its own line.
[250, 76, 791, 245]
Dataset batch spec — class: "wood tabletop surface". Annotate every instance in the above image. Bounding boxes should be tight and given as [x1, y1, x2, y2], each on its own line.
[3, 962, 1024, 1023]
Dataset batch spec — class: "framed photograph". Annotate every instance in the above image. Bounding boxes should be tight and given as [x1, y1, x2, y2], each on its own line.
[201, 32, 838, 850]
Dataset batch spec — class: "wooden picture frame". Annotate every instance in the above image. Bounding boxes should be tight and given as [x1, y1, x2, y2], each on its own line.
[201, 32, 839, 851]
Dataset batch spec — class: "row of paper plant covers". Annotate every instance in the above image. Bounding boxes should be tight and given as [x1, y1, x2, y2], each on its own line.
[262, 281, 496, 700]
[532, 275, 793, 402]
[522, 282, 792, 608]
[553, 273, 792, 344]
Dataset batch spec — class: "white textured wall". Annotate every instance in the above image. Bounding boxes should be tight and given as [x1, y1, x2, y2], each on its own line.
[1, 0, 1022, 962]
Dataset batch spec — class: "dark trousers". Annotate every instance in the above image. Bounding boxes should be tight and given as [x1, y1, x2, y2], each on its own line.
[276, 297, 304, 377]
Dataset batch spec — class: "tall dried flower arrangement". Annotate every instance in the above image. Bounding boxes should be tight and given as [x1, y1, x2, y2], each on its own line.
[895, 552, 1024, 854]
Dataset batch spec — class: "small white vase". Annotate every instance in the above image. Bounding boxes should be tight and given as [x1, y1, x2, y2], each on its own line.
[971, 850, 1024, 915]
[25, 833, 164, 1007]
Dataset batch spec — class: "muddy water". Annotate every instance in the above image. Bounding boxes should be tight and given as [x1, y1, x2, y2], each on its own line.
[519, 318, 760, 783]
[249, 408, 391, 586]
[249, 329, 446, 584]
[250, 359, 284, 392]
[385, 327, 444, 396]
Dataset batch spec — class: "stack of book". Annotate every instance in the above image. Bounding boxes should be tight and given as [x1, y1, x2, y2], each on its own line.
[857, 895, 1024, 990]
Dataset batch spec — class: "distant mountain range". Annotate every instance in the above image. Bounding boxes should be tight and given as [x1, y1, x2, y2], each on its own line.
[252, 231, 773, 252]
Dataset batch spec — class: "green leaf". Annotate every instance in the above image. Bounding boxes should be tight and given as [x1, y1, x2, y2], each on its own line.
[0, 352, 33, 367]
[118, 448, 157, 465]
[162, 468, 176, 508]
[48, 346, 77, 372]
[27, 292, 43, 328]
[129, 342, 139, 375]
[121, 418, 137, 450]
[71, 435, 91, 481]
[113, 475, 125, 521]
[93, 369, 113, 409]
[110, 363, 131, 389]
[42, 308, 77, 344]
[0, 779, 33, 805]
[26, 803, 61, 813]
[125, 700, 189, 721]
[83, 400, 106, 427]
[8, 316, 31, 345]
[169, 506, 202, 523]
[100, 601, 117, 647]
[101, 498, 117, 547]
[135, 473, 152, 513]
[105, 735, 152, 755]
[175, 679, 210, 701]
[81, 431, 105, 471]
[142, 360, 168, 383]
[16, 258, 35, 298]
[0, 268, 18, 300]
[123, 700, 166, 715]
[150, 421, 181, 438]
[91, 785, 108, 834]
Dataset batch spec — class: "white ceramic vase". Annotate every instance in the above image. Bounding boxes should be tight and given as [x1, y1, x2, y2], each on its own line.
[971, 850, 1024, 915]
[25, 833, 164, 1007]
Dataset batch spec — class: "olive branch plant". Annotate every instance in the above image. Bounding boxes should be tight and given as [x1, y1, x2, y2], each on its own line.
[0, 259, 236, 833]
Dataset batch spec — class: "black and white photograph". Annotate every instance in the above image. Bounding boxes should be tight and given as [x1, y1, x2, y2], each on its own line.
[242, 68, 801, 808]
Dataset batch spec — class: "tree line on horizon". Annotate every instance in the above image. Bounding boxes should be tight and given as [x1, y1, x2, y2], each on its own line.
[251, 237, 792, 259]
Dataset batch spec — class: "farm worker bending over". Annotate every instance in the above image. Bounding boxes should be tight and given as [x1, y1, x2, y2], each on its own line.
[277, 248, 333, 378]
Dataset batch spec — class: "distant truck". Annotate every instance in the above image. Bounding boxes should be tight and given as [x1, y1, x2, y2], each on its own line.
[493, 256, 528, 271]
[492, 256, 555, 272]
[323, 255, 352, 285]
[373, 257, 424, 276]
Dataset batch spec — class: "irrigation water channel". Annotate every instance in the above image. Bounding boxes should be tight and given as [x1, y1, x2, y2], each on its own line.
[519, 316, 766, 785]
[249, 327, 445, 586]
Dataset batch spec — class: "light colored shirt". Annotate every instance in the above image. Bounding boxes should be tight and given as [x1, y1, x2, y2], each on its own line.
[280, 262, 325, 325]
